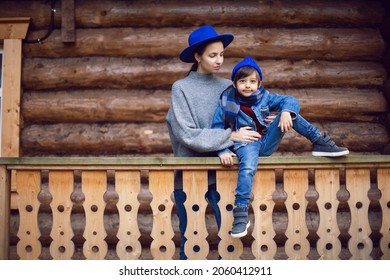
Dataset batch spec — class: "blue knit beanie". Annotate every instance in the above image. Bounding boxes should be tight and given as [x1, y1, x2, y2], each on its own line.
[231, 56, 263, 81]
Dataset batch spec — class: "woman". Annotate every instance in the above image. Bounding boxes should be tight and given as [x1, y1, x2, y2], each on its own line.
[166, 25, 261, 259]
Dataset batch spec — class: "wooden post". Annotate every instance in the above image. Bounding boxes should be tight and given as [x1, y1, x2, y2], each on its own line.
[0, 18, 30, 157]
[0, 165, 10, 259]
[81, 171, 108, 260]
[61, 0, 75, 43]
[284, 169, 310, 260]
[346, 168, 373, 259]
[0, 17, 29, 260]
[149, 170, 175, 260]
[1, 39, 22, 157]
[15, 170, 42, 259]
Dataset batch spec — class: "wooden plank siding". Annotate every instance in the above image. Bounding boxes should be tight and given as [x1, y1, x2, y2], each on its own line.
[0, 0, 388, 157]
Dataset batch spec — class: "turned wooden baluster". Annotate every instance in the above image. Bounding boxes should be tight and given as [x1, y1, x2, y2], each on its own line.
[15, 170, 42, 259]
[315, 169, 341, 259]
[149, 170, 175, 259]
[183, 170, 209, 259]
[216, 170, 244, 259]
[284, 169, 310, 259]
[49, 171, 75, 259]
[377, 168, 390, 259]
[251, 169, 277, 259]
[81, 171, 108, 259]
[115, 171, 142, 259]
[346, 168, 372, 259]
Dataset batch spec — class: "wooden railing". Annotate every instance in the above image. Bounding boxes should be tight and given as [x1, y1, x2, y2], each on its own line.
[1, 156, 389, 260]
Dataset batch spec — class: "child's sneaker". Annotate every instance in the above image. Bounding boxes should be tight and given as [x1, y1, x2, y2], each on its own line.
[312, 132, 349, 157]
[231, 206, 250, 238]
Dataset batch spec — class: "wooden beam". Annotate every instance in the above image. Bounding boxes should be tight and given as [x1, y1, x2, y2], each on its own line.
[61, 0, 75, 43]
[1, 39, 22, 157]
[0, 18, 30, 39]
[1, 155, 390, 167]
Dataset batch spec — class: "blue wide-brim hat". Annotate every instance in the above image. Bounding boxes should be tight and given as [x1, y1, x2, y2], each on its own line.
[231, 56, 263, 81]
[180, 25, 234, 63]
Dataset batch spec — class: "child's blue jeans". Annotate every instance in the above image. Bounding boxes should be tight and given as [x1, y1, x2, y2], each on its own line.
[234, 113, 321, 206]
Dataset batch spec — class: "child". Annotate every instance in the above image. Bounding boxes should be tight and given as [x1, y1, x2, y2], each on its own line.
[211, 56, 349, 238]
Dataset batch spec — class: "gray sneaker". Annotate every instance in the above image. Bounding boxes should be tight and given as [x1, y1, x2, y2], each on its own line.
[312, 132, 349, 157]
[231, 206, 250, 238]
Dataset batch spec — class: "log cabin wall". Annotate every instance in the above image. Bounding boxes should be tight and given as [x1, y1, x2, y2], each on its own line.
[0, 0, 389, 156]
[382, 2, 390, 153]
[1, 0, 390, 261]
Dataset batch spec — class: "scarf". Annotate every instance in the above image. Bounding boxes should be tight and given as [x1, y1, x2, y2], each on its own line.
[221, 85, 263, 130]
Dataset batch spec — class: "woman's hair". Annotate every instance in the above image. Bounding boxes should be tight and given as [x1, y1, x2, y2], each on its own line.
[232, 66, 261, 86]
[187, 39, 222, 75]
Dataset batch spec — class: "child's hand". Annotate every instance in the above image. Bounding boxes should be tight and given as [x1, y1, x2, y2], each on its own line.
[219, 152, 236, 166]
[278, 111, 293, 132]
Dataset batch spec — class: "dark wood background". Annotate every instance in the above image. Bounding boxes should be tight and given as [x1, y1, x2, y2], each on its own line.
[1, 0, 389, 156]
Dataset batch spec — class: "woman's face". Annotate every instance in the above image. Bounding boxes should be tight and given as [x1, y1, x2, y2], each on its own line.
[194, 41, 224, 74]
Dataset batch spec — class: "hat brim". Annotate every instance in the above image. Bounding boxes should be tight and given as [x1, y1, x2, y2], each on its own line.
[179, 34, 234, 63]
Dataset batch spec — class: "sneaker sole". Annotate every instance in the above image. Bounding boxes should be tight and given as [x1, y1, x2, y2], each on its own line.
[312, 150, 349, 157]
[230, 221, 250, 238]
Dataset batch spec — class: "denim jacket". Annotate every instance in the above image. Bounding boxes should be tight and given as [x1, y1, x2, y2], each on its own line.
[211, 87, 300, 155]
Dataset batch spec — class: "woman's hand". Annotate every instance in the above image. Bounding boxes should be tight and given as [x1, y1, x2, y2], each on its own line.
[278, 111, 293, 132]
[230, 126, 261, 142]
[219, 152, 236, 166]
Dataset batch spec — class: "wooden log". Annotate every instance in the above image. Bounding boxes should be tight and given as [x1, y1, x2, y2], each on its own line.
[21, 88, 388, 123]
[22, 58, 386, 90]
[21, 122, 171, 155]
[0, 0, 384, 29]
[380, 17, 390, 44]
[383, 143, 390, 155]
[23, 27, 386, 61]
[281, 122, 388, 153]
[384, 79, 390, 105]
[20, 122, 388, 155]
[0, 1, 54, 30]
[22, 89, 171, 123]
[277, 88, 388, 123]
[383, 49, 390, 73]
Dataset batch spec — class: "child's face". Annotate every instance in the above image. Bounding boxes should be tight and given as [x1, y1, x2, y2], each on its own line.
[195, 41, 224, 74]
[235, 71, 261, 97]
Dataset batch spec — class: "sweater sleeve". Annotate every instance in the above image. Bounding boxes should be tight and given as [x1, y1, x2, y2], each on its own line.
[167, 84, 234, 153]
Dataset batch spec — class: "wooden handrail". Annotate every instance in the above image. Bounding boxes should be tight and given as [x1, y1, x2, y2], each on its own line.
[1, 155, 390, 168]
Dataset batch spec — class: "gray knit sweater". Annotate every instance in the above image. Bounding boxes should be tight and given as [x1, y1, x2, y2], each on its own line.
[166, 71, 234, 158]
